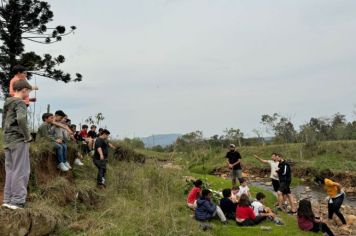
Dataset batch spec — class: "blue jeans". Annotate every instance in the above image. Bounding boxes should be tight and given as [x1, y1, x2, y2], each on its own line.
[54, 143, 67, 164]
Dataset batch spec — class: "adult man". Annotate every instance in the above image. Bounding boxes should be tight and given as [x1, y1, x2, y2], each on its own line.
[225, 144, 243, 187]
[2, 80, 32, 209]
[9, 65, 38, 106]
[93, 129, 111, 188]
[254, 153, 280, 192]
[275, 153, 296, 213]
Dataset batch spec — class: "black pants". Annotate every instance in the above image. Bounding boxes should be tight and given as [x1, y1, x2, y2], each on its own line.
[311, 222, 334, 236]
[93, 159, 107, 185]
[272, 179, 280, 192]
[328, 193, 346, 224]
[237, 216, 266, 226]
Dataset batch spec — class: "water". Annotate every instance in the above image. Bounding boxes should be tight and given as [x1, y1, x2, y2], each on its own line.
[251, 181, 356, 208]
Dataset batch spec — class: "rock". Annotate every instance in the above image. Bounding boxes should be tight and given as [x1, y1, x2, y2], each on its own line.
[304, 186, 311, 192]
[265, 182, 272, 186]
[0, 208, 58, 236]
[347, 215, 356, 225]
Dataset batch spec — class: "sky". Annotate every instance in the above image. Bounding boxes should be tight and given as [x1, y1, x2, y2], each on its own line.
[8, 0, 356, 138]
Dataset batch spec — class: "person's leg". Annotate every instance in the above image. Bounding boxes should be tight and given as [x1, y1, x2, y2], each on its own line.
[231, 170, 237, 187]
[214, 205, 227, 222]
[237, 170, 244, 184]
[253, 215, 267, 225]
[328, 201, 334, 220]
[286, 194, 296, 212]
[332, 195, 347, 225]
[93, 159, 102, 185]
[277, 191, 284, 210]
[310, 222, 321, 232]
[62, 143, 68, 163]
[272, 179, 279, 192]
[242, 219, 255, 226]
[54, 143, 64, 163]
[10, 142, 30, 205]
[320, 222, 335, 236]
[3, 148, 13, 204]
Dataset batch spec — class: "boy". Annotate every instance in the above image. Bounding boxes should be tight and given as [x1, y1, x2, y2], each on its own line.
[69, 124, 84, 166]
[231, 186, 239, 203]
[93, 129, 111, 188]
[251, 192, 284, 225]
[1, 80, 32, 209]
[220, 188, 237, 220]
[51, 110, 71, 171]
[87, 125, 97, 151]
[9, 65, 38, 106]
[195, 189, 227, 223]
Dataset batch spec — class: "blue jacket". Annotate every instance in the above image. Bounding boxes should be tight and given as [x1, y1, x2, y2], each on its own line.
[195, 197, 217, 221]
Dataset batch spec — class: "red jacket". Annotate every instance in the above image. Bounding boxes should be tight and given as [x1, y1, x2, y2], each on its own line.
[187, 187, 201, 204]
[236, 206, 256, 220]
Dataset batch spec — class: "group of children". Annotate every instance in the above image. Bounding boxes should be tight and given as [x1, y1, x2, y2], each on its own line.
[187, 179, 283, 227]
[1, 65, 114, 210]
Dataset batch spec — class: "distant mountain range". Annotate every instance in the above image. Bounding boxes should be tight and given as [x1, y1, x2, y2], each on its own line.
[141, 134, 182, 148]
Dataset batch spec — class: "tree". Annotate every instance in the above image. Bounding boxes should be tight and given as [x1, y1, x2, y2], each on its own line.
[85, 113, 105, 126]
[261, 113, 296, 143]
[0, 0, 82, 97]
[223, 128, 243, 147]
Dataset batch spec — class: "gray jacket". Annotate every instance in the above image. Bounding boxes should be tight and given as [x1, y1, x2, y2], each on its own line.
[2, 97, 31, 148]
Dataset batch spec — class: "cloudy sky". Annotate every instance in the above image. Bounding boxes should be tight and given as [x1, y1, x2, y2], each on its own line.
[18, 0, 356, 138]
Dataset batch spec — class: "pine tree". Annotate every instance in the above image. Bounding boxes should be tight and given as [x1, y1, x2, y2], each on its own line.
[0, 0, 82, 97]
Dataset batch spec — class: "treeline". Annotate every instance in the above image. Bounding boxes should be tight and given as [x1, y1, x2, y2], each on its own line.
[146, 112, 356, 152]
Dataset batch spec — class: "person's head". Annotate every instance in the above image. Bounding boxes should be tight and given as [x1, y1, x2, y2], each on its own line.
[12, 79, 32, 99]
[256, 192, 266, 203]
[70, 124, 77, 132]
[238, 194, 250, 206]
[54, 110, 66, 122]
[297, 199, 315, 220]
[201, 189, 212, 200]
[222, 188, 232, 198]
[90, 125, 97, 131]
[271, 152, 278, 161]
[240, 178, 247, 187]
[314, 176, 325, 186]
[229, 144, 236, 151]
[193, 179, 203, 188]
[98, 128, 104, 135]
[100, 129, 110, 139]
[82, 124, 88, 131]
[275, 153, 283, 162]
[12, 65, 27, 79]
[42, 113, 54, 123]
[231, 186, 239, 194]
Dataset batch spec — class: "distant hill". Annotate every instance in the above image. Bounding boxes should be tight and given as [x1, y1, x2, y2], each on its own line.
[141, 134, 182, 148]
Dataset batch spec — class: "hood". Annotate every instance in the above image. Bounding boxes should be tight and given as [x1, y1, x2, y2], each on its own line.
[4, 97, 22, 109]
[196, 197, 208, 206]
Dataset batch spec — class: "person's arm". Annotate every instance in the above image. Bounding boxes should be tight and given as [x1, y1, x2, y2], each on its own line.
[253, 155, 268, 164]
[205, 201, 217, 214]
[15, 101, 31, 141]
[51, 121, 73, 135]
[249, 207, 256, 220]
[9, 79, 15, 97]
[97, 147, 104, 160]
[109, 142, 116, 149]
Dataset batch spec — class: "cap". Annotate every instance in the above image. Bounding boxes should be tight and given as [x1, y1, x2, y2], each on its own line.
[229, 144, 236, 148]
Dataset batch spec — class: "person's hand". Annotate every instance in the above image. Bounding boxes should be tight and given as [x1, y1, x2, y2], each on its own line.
[31, 85, 39, 90]
[100, 155, 104, 160]
[29, 97, 37, 102]
[56, 139, 62, 144]
[228, 164, 233, 169]
[24, 137, 33, 143]
[253, 154, 258, 158]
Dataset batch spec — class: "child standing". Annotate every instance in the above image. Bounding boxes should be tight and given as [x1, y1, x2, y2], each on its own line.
[93, 129, 111, 188]
[1, 80, 32, 209]
[237, 179, 251, 198]
[187, 179, 202, 210]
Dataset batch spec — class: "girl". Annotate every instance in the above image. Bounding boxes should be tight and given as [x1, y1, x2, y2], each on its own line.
[236, 194, 266, 226]
[187, 179, 203, 209]
[297, 199, 334, 236]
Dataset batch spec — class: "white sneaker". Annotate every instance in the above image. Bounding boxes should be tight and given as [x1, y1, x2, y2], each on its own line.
[64, 162, 72, 169]
[74, 158, 84, 166]
[57, 163, 69, 172]
[2, 203, 22, 210]
[1, 203, 11, 208]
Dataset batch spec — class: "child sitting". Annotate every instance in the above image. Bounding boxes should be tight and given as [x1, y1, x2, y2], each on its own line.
[236, 194, 266, 226]
[187, 179, 203, 210]
[251, 192, 283, 225]
[231, 186, 239, 203]
[220, 188, 238, 220]
[237, 178, 251, 198]
[195, 189, 227, 224]
[297, 199, 334, 236]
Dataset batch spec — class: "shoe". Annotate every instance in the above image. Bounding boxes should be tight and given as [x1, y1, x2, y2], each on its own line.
[74, 158, 84, 166]
[57, 163, 69, 172]
[221, 221, 228, 225]
[4, 203, 25, 210]
[90, 150, 95, 156]
[1, 203, 11, 208]
[274, 220, 284, 226]
[64, 162, 72, 169]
